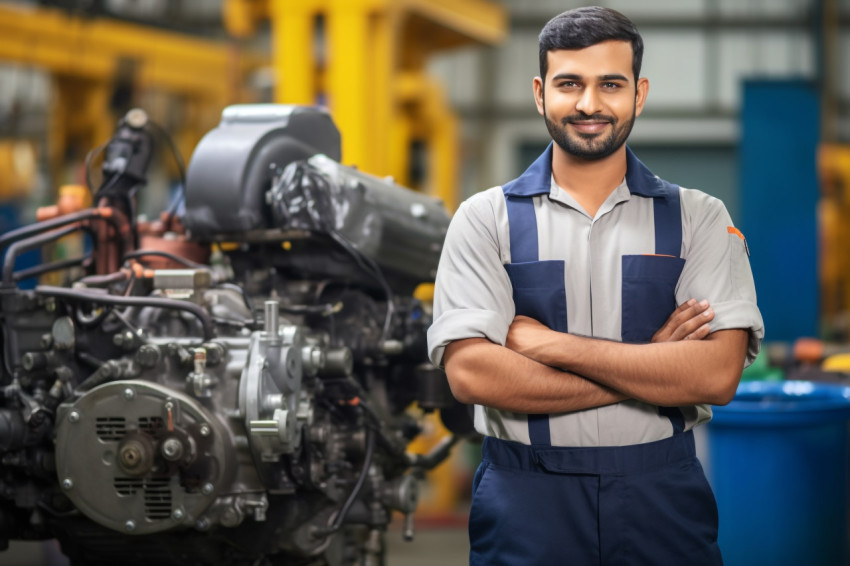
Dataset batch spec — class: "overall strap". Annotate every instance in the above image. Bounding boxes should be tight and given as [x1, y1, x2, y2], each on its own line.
[653, 185, 683, 257]
[505, 195, 553, 446]
[653, 184, 686, 434]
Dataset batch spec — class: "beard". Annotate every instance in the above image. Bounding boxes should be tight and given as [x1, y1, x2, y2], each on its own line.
[543, 101, 636, 161]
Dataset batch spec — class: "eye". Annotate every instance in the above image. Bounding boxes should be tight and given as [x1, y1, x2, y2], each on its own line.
[602, 82, 621, 90]
[558, 80, 579, 89]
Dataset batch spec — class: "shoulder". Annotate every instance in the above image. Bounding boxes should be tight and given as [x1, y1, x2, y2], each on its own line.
[678, 186, 731, 224]
[454, 186, 507, 225]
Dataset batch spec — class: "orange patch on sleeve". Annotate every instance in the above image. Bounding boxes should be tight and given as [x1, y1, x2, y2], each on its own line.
[727, 226, 745, 240]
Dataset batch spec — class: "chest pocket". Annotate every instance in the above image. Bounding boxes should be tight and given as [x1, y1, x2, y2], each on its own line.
[621, 254, 686, 343]
[621, 186, 686, 344]
[504, 261, 567, 333]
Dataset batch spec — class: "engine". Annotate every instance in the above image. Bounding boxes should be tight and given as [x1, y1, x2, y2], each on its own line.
[0, 105, 470, 565]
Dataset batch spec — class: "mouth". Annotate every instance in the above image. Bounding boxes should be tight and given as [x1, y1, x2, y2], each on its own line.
[567, 121, 611, 135]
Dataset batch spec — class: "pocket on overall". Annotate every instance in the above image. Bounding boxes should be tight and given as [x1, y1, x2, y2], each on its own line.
[621, 255, 685, 343]
[504, 260, 567, 332]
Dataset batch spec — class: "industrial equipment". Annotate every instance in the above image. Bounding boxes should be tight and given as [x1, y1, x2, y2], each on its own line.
[0, 105, 468, 566]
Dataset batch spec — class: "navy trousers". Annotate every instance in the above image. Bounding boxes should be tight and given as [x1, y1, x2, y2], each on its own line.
[469, 432, 723, 566]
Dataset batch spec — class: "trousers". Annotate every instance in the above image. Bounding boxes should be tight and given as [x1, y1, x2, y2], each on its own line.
[468, 431, 723, 566]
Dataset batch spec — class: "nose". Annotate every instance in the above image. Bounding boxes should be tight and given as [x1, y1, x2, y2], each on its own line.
[575, 86, 602, 116]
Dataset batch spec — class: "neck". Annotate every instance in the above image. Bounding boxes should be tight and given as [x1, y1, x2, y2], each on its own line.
[551, 144, 628, 216]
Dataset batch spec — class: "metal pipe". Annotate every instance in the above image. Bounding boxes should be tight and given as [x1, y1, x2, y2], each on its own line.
[34, 285, 215, 341]
[2, 225, 82, 285]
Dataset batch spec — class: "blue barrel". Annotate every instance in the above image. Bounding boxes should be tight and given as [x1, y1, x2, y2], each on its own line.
[706, 381, 850, 566]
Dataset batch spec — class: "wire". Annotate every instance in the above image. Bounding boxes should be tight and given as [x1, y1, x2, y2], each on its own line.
[145, 119, 187, 227]
[84, 141, 109, 194]
[314, 427, 375, 537]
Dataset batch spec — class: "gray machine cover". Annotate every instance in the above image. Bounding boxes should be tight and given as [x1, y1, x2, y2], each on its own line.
[184, 104, 341, 238]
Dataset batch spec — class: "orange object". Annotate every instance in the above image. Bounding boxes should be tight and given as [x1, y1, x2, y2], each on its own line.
[727, 226, 745, 240]
[36, 184, 92, 221]
[794, 337, 824, 363]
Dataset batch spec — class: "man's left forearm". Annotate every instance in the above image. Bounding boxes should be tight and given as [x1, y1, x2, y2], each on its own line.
[507, 317, 748, 406]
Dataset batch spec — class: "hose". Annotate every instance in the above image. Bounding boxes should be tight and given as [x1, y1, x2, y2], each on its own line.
[34, 285, 215, 342]
[2, 225, 82, 285]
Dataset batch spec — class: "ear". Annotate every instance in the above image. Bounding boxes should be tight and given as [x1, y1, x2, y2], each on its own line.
[634, 77, 649, 117]
[533, 76, 545, 117]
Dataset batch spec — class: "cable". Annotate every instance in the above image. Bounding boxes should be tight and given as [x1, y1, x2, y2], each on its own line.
[84, 141, 109, 194]
[314, 427, 375, 537]
[34, 285, 215, 342]
[145, 119, 187, 227]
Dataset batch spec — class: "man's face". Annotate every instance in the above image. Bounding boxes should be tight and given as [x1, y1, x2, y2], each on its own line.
[533, 40, 649, 161]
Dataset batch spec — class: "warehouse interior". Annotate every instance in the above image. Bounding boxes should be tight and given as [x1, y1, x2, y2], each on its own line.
[1, 0, 850, 564]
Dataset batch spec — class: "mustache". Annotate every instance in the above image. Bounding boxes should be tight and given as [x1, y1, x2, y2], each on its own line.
[562, 114, 616, 125]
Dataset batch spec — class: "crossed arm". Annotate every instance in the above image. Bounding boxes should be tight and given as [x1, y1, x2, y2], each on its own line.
[443, 299, 749, 413]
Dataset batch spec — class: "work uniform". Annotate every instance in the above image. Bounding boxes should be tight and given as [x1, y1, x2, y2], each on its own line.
[427, 144, 764, 565]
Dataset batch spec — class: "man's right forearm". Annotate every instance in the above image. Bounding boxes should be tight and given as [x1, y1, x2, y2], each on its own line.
[443, 337, 627, 413]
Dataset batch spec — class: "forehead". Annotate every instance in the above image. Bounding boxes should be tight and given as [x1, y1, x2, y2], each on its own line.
[545, 40, 634, 80]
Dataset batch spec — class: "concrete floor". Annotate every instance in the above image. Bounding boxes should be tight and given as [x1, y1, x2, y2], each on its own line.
[3, 525, 471, 565]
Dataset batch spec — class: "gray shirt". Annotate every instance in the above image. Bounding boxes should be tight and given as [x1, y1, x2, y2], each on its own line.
[427, 172, 764, 447]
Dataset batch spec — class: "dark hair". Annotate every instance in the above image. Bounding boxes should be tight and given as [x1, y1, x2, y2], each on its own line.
[538, 6, 643, 81]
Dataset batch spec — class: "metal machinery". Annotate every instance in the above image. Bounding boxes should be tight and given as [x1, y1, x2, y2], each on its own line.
[224, 0, 507, 210]
[0, 104, 472, 565]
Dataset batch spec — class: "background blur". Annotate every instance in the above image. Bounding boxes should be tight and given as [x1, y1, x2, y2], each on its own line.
[1, 0, 850, 564]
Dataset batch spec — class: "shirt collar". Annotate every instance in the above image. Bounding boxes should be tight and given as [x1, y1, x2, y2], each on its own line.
[502, 142, 667, 198]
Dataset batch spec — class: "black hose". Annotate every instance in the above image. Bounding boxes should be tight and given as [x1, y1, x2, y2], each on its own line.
[0, 208, 129, 257]
[2, 225, 82, 285]
[12, 254, 91, 282]
[123, 249, 208, 269]
[78, 271, 129, 287]
[315, 427, 375, 537]
[34, 285, 215, 341]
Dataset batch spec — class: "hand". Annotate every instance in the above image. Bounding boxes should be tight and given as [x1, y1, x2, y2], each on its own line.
[505, 315, 553, 362]
[651, 299, 714, 343]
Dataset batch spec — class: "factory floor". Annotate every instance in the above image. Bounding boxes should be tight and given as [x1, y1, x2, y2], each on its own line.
[3, 522, 471, 565]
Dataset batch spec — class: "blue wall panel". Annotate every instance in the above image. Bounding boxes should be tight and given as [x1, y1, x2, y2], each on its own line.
[740, 80, 819, 342]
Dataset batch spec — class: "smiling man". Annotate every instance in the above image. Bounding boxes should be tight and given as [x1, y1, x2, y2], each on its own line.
[427, 6, 764, 566]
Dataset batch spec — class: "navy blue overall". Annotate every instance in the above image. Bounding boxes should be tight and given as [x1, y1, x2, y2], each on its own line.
[468, 144, 722, 566]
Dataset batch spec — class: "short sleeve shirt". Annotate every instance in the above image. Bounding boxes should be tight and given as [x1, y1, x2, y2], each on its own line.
[427, 145, 764, 447]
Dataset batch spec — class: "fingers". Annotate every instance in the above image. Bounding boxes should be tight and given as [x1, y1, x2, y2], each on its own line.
[652, 299, 714, 343]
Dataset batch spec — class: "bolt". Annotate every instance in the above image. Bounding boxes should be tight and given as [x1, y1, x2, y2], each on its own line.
[161, 438, 184, 461]
[123, 388, 135, 400]
[113, 333, 124, 347]
[62, 478, 73, 490]
[199, 424, 211, 437]
[68, 411, 80, 423]
[172, 509, 184, 520]
[137, 345, 160, 368]
[195, 518, 210, 531]
[40, 334, 53, 349]
[164, 402, 174, 411]
[125, 520, 136, 532]
[201, 483, 214, 495]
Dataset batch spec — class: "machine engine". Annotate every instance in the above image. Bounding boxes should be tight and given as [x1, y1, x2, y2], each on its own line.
[0, 105, 469, 565]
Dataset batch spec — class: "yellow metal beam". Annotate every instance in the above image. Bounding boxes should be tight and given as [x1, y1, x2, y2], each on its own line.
[0, 3, 263, 103]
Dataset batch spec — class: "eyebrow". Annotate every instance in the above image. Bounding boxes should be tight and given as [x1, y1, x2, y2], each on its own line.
[551, 73, 630, 82]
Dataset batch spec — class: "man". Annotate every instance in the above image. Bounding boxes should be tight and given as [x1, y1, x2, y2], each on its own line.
[427, 6, 763, 566]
